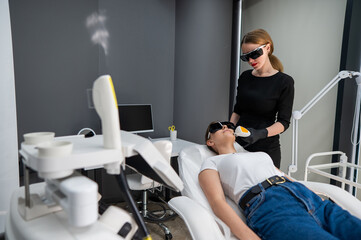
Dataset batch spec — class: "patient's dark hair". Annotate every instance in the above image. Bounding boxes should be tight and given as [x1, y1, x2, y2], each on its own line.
[205, 121, 218, 154]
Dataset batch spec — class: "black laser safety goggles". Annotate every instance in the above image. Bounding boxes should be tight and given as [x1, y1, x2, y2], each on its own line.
[240, 44, 266, 62]
[207, 121, 235, 139]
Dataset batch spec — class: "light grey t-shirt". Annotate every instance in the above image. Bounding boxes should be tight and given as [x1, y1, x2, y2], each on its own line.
[199, 152, 284, 203]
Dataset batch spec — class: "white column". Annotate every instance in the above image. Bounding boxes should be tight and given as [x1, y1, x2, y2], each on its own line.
[0, 0, 19, 233]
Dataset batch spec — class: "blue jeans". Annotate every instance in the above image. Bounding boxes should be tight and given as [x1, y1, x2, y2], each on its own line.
[239, 181, 361, 240]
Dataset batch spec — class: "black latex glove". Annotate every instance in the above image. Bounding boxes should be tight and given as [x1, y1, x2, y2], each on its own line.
[241, 128, 268, 146]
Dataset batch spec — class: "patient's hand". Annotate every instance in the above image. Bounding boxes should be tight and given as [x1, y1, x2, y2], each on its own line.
[238, 229, 261, 240]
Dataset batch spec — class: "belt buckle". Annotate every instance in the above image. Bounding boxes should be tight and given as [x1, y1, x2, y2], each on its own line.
[275, 176, 286, 184]
[266, 176, 286, 185]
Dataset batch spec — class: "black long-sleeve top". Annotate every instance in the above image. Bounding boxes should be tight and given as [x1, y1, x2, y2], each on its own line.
[233, 70, 294, 132]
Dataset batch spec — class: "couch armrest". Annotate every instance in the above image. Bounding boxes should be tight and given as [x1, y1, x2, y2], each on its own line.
[168, 196, 226, 240]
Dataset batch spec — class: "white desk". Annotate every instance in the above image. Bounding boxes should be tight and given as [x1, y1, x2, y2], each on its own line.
[150, 137, 199, 157]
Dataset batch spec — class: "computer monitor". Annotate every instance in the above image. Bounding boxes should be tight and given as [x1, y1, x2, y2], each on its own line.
[118, 104, 154, 134]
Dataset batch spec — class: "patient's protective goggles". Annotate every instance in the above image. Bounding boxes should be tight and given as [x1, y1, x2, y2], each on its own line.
[240, 44, 266, 62]
[207, 121, 235, 139]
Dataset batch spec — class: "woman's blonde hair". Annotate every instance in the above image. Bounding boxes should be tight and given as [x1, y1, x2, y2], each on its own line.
[241, 29, 283, 72]
[205, 121, 219, 154]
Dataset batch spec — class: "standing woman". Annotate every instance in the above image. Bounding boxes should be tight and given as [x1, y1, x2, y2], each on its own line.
[230, 29, 294, 168]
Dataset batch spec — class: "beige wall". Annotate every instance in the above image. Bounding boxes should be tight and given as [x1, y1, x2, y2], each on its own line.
[241, 0, 347, 181]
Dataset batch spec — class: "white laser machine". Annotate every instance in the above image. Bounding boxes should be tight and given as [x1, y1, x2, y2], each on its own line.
[5, 75, 183, 240]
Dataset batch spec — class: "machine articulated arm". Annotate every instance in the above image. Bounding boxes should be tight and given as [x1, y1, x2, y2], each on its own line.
[289, 70, 361, 175]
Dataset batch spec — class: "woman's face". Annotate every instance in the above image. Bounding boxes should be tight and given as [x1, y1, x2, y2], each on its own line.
[241, 43, 269, 70]
[208, 125, 235, 145]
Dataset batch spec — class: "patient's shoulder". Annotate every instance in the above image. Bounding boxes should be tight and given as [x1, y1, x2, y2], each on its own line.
[199, 155, 225, 173]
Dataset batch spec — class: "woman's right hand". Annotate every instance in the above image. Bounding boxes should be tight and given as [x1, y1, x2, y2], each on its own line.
[241, 128, 268, 146]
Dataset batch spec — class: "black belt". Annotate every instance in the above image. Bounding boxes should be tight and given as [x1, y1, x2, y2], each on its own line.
[239, 175, 287, 210]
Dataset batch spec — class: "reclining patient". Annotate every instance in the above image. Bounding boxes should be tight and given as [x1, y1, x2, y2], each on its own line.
[198, 121, 361, 240]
